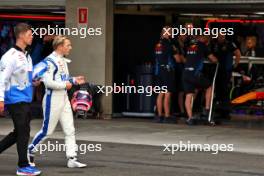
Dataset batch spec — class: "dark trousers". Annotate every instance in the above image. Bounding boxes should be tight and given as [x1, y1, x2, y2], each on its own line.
[0, 103, 31, 167]
[215, 68, 232, 117]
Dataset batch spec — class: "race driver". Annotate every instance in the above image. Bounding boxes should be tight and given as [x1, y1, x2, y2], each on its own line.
[28, 35, 87, 168]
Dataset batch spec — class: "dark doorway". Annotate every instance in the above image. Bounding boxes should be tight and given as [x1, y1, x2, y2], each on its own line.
[113, 14, 165, 113]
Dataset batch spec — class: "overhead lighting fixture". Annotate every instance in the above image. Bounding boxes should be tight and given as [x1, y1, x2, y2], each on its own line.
[51, 12, 66, 14]
[255, 12, 264, 15]
[230, 14, 248, 18]
[180, 13, 213, 17]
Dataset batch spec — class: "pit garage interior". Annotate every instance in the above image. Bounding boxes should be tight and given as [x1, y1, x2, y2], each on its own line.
[0, 0, 264, 122]
[114, 0, 264, 121]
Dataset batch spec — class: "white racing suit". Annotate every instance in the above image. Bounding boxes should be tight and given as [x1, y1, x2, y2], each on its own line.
[28, 51, 77, 158]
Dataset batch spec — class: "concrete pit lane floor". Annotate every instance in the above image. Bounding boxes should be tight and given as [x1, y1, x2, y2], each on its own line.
[0, 118, 263, 176]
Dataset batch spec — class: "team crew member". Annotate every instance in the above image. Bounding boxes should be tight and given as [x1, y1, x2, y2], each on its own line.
[182, 36, 218, 125]
[154, 26, 177, 123]
[172, 35, 187, 117]
[0, 23, 41, 175]
[244, 36, 257, 57]
[211, 34, 241, 119]
[28, 36, 87, 168]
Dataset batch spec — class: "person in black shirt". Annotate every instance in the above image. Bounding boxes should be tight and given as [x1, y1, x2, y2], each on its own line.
[154, 26, 177, 123]
[182, 36, 218, 125]
[211, 34, 241, 119]
[172, 35, 187, 117]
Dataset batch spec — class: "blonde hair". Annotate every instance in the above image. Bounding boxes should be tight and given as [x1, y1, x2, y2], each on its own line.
[52, 35, 69, 50]
[246, 36, 257, 49]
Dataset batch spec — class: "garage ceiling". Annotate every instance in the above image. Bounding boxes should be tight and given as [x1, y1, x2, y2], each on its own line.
[115, 0, 264, 5]
[0, 0, 264, 15]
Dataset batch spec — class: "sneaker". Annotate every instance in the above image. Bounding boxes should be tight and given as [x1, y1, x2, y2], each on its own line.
[67, 157, 87, 168]
[16, 166, 41, 176]
[185, 118, 196, 126]
[153, 116, 164, 123]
